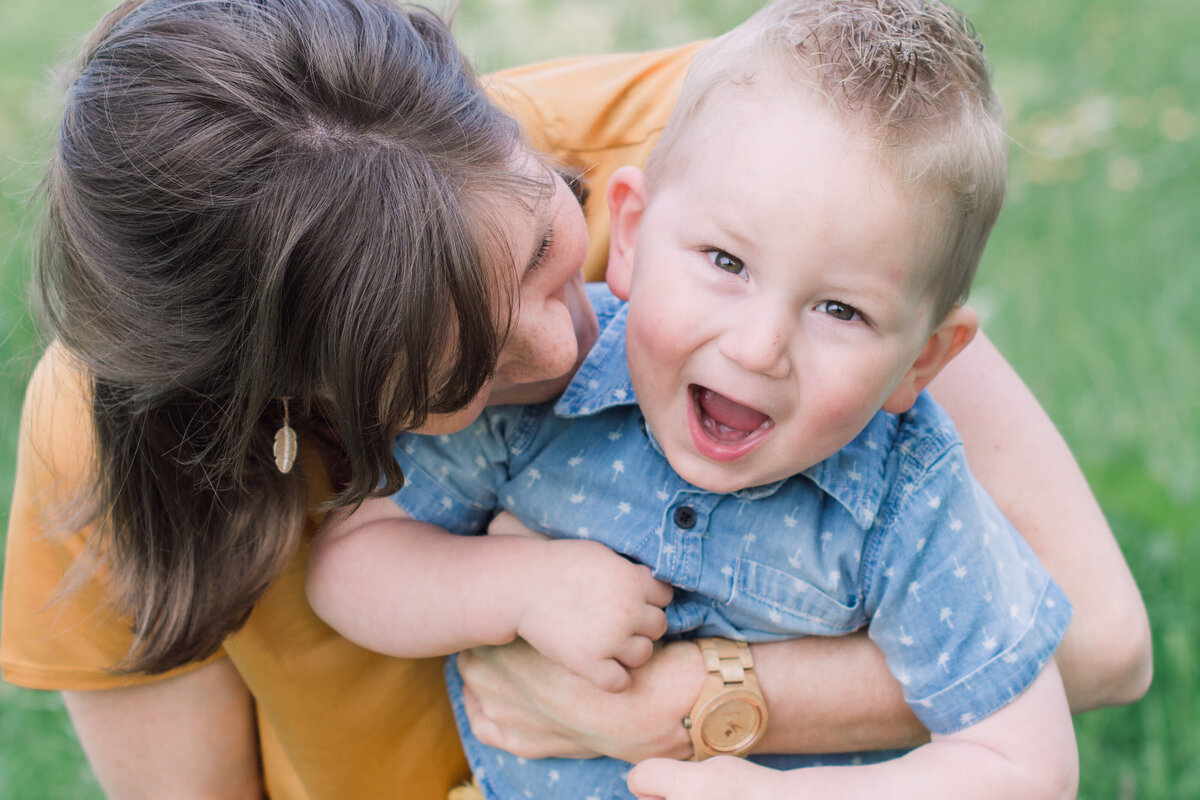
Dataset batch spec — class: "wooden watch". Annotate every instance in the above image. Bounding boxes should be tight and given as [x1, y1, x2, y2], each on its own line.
[682, 638, 768, 760]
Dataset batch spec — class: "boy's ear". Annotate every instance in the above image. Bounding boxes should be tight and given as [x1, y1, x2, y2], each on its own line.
[882, 306, 979, 414]
[605, 166, 647, 301]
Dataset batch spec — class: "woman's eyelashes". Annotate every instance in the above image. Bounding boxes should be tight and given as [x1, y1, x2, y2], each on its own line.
[704, 248, 745, 276]
[556, 169, 589, 212]
[528, 227, 555, 274]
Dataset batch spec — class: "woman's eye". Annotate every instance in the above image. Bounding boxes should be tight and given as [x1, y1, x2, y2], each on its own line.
[817, 300, 862, 322]
[529, 228, 555, 273]
[705, 249, 745, 275]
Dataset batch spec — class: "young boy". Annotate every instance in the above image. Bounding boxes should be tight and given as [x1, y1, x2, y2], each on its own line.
[307, 1, 1078, 798]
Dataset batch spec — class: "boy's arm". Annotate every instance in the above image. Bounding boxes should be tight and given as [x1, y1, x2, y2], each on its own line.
[929, 332, 1153, 710]
[305, 497, 671, 691]
[627, 661, 1077, 800]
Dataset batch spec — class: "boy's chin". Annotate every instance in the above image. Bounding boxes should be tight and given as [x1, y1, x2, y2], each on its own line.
[670, 456, 762, 495]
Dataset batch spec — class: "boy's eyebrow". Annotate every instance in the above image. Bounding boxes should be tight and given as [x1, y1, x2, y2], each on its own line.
[709, 213, 756, 253]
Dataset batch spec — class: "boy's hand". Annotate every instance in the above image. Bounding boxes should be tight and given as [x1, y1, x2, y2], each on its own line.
[628, 756, 787, 800]
[516, 537, 672, 692]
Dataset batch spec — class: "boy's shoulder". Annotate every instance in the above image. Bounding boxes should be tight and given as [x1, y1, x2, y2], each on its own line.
[551, 285, 635, 419]
[585, 281, 624, 326]
[891, 392, 964, 462]
[803, 394, 965, 528]
[822, 392, 962, 477]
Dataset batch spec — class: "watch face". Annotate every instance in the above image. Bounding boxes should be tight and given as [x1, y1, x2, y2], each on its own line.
[700, 696, 760, 751]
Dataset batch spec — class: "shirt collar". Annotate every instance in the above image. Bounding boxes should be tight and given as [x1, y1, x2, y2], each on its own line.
[555, 289, 892, 528]
[555, 298, 639, 417]
[799, 412, 897, 530]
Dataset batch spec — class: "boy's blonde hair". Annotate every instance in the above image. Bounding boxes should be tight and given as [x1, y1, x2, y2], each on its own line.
[647, 0, 1007, 322]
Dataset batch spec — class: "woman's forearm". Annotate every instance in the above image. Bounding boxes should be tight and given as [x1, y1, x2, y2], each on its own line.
[461, 634, 928, 762]
[752, 633, 928, 754]
[928, 331, 1153, 710]
[629, 662, 1077, 800]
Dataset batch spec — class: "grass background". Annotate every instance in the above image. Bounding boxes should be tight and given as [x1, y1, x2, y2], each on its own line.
[1, 0, 1196, 796]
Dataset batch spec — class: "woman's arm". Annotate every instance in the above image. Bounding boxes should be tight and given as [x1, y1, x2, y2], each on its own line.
[4, 349, 261, 797]
[460, 330, 1151, 760]
[928, 331, 1153, 710]
[61, 657, 261, 800]
[627, 662, 1077, 800]
[459, 634, 928, 761]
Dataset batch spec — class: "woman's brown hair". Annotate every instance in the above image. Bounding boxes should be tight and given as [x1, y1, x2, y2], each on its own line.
[36, 0, 533, 672]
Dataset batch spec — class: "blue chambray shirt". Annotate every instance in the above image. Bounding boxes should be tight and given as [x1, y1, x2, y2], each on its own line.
[391, 285, 1072, 800]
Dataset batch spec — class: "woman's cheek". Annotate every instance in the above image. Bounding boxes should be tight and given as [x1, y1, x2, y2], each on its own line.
[500, 303, 578, 384]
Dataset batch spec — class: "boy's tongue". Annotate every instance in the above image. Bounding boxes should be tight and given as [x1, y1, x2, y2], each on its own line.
[696, 387, 770, 435]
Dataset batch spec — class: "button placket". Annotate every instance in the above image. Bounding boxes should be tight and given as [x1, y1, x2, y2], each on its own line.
[666, 495, 715, 592]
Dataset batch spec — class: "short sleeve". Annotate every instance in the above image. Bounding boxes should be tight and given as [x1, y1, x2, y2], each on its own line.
[862, 443, 1072, 734]
[391, 407, 532, 535]
[1, 346, 221, 690]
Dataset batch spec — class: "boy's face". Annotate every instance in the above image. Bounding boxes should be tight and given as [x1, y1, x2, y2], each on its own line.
[606, 81, 969, 494]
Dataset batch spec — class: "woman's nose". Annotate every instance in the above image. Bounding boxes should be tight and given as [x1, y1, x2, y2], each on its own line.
[497, 305, 578, 384]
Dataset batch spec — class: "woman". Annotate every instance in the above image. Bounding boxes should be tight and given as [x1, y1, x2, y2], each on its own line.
[1, 0, 1150, 797]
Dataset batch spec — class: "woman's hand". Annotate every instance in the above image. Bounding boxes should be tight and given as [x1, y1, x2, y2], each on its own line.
[456, 639, 702, 763]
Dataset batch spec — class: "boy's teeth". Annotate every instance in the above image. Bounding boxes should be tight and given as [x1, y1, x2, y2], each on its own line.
[704, 417, 746, 440]
[696, 387, 770, 435]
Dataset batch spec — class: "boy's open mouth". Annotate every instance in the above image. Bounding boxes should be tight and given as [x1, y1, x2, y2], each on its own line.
[690, 385, 773, 446]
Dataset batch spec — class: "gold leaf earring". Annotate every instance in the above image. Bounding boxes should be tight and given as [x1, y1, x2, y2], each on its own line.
[274, 397, 298, 474]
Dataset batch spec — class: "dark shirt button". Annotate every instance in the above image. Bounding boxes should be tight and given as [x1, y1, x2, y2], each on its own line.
[674, 505, 697, 529]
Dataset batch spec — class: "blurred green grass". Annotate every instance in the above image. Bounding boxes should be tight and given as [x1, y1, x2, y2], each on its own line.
[2, 1, 1197, 797]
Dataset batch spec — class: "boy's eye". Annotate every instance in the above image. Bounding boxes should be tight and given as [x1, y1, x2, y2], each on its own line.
[706, 249, 745, 275]
[817, 300, 862, 322]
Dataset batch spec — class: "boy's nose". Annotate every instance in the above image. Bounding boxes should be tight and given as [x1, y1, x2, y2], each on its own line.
[717, 306, 792, 379]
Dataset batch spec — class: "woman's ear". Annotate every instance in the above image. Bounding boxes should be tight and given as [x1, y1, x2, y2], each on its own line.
[883, 305, 980, 414]
[605, 166, 647, 301]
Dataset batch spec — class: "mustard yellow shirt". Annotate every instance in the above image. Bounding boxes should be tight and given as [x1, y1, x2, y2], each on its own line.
[1, 43, 700, 800]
